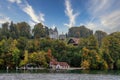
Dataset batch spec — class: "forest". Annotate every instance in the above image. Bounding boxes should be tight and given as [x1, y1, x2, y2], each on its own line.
[0, 21, 120, 70]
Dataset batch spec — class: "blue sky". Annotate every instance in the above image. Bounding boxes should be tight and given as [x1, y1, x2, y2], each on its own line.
[0, 0, 120, 34]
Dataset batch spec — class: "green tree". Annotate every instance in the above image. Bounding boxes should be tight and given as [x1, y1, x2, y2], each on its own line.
[116, 59, 120, 69]
[94, 30, 107, 47]
[29, 51, 48, 67]
[12, 48, 20, 67]
[17, 37, 28, 50]
[1, 22, 10, 39]
[68, 26, 93, 38]
[17, 22, 31, 38]
[101, 32, 120, 69]
[9, 21, 19, 39]
[32, 23, 46, 38]
[19, 50, 28, 66]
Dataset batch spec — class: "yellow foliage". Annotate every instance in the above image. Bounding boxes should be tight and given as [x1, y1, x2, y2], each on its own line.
[102, 61, 108, 70]
[81, 60, 90, 69]
[24, 50, 28, 64]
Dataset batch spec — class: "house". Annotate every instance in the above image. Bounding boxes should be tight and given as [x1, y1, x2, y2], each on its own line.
[50, 59, 70, 70]
[49, 27, 58, 39]
[67, 38, 79, 46]
[59, 34, 66, 40]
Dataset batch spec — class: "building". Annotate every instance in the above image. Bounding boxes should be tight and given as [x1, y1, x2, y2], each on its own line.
[50, 59, 70, 70]
[59, 34, 66, 40]
[49, 27, 58, 39]
[67, 38, 79, 46]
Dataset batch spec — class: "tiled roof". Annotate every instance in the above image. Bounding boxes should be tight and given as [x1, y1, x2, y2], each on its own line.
[68, 38, 79, 45]
[72, 38, 79, 44]
[50, 59, 69, 67]
[57, 62, 69, 66]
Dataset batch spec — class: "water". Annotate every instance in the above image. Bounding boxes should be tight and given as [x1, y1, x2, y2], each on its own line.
[0, 70, 120, 80]
[0, 73, 120, 80]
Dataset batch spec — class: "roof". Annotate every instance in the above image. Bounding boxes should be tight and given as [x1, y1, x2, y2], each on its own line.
[68, 38, 79, 45]
[57, 62, 69, 66]
[50, 59, 69, 67]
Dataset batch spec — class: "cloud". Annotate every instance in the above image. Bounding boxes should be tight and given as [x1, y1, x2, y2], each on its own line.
[64, 0, 79, 28]
[88, 0, 113, 16]
[0, 15, 11, 24]
[7, 0, 45, 27]
[86, 22, 96, 30]
[100, 10, 120, 32]
[22, 3, 45, 24]
[8, 0, 22, 4]
[87, 0, 120, 33]
[51, 24, 56, 29]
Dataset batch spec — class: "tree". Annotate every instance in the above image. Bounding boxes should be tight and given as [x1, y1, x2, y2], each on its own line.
[79, 36, 99, 51]
[46, 49, 53, 63]
[116, 59, 120, 69]
[81, 47, 104, 70]
[1, 22, 10, 39]
[19, 50, 28, 67]
[0, 59, 4, 69]
[81, 60, 90, 69]
[29, 51, 48, 67]
[68, 26, 93, 38]
[17, 37, 28, 51]
[32, 23, 46, 38]
[95, 30, 107, 47]
[101, 32, 120, 69]
[12, 48, 20, 67]
[17, 22, 31, 38]
[9, 21, 19, 39]
[9, 40, 20, 67]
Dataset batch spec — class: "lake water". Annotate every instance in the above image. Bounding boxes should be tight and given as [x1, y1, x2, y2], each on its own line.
[0, 73, 120, 80]
[0, 70, 120, 80]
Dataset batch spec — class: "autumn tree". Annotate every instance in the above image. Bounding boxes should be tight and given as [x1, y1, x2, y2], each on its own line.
[101, 32, 120, 69]
[29, 51, 48, 67]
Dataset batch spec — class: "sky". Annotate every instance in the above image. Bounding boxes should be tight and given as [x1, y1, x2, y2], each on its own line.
[0, 0, 120, 34]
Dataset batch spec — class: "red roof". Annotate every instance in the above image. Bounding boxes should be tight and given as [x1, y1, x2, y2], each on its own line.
[50, 59, 69, 67]
[57, 62, 69, 66]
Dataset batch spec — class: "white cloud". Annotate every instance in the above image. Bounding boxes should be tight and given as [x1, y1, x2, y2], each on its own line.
[23, 3, 45, 24]
[7, 0, 45, 27]
[0, 15, 11, 24]
[64, 0, 79, 28]
[86, 22, 96, 30]
[51, 24, 56, 29]
[87, 0, 120, 33]
[88, 0, 114, 16]
[100, 10, 120, 31]
[39, 13, 45, 22]
[23, 3, 45, 26]
[8, 0, 21, 4]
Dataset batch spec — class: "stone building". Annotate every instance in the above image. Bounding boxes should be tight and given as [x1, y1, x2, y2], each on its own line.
[49, 27, 58, 39]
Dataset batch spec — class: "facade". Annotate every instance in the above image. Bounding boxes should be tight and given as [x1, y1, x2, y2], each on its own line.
[50, 59, 70, 70]
[59, 34, 66, 40]
[67, 38, 79, 46]
[49, 27, 58, 39]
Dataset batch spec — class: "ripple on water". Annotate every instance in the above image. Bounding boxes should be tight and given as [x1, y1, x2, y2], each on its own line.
[0, 73, 120, 80]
